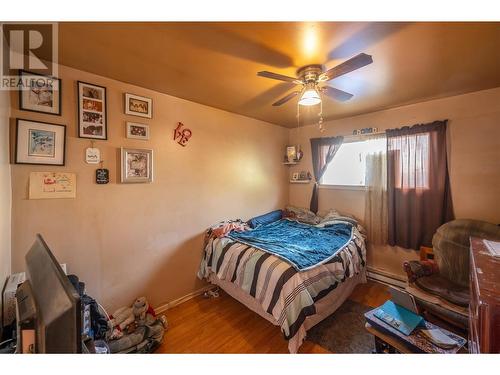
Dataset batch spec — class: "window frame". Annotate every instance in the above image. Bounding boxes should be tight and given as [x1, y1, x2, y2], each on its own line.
[318, 135, 385, 190]
[319, 184, 367, 191]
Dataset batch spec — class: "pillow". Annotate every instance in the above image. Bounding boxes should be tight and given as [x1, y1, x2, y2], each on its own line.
[318, 209, 359, 226]
[318, 209, 341, 221]
[247, 210, 283, 228]
[283, 206, 321, 225]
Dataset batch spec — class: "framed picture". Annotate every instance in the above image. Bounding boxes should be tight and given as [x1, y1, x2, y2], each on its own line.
[286, 145, 297, 163]
[126, 122, 150, 140]
[15, 118, 66, 166]
[77, 81, 107, 140]
[19, 70, 62, 115]
[121, 147, 153, 183]
[125, 93, 152, 118]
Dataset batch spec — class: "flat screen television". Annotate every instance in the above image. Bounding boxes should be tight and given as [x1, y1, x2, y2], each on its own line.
[23, 234, 81, 353]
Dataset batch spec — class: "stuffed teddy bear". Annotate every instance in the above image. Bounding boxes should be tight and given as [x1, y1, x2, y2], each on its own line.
[132, 297, 156, 326]
[109, 306, 135, 330]
[107, 306, 136, 340]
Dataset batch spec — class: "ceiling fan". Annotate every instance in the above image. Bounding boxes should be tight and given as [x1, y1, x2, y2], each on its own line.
[257, 53, 373, 107]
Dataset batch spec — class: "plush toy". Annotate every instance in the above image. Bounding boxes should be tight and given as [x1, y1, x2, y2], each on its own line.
[109, 306, 135, 331]
[132, 297, 156, 326]
[106, 297, 167, 352]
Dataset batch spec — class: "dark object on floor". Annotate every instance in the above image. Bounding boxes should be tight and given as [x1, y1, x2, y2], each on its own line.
[107, 319, 165, 353]
[307, 300, 374, 353]
[0, 338, 16, 353]
[403, 219, 500, 330]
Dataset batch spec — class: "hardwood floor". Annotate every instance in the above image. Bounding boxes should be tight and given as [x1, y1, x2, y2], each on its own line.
[157, 280, 390, 354]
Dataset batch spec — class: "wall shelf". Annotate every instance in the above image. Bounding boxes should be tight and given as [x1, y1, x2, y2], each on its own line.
[290, 180, 311, 184]
[283, 161, 298, 166]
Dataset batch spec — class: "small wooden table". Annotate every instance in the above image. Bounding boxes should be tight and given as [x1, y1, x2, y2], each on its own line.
[366, 323, 415, 353]
[365, 309, 467, 353]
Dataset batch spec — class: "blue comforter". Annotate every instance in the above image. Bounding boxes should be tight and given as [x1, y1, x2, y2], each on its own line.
[228, 219, 353, 271]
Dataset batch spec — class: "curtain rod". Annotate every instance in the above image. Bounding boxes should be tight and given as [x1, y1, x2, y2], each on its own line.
[305, 130, 386, 142]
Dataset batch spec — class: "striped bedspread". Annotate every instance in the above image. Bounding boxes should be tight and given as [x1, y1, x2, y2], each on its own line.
[197, 221, 366, 346]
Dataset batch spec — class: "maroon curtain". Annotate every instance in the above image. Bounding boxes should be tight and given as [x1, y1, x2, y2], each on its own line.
[309, 136, 343, 213]
[386, 120, 454, 249]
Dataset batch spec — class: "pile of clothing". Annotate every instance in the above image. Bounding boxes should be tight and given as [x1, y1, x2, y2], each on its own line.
[69, 275, 167, 354]
[106, 297, 167, 353]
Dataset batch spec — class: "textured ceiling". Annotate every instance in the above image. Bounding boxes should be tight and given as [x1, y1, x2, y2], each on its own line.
[58, 22, 500, 127]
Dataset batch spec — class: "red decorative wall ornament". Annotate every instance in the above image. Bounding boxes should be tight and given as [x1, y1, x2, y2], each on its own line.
[173, 122, 192, 147]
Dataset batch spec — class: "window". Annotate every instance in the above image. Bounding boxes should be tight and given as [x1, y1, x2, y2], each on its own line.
[321, 137, 386, 186]
[390, 132, 430, 190]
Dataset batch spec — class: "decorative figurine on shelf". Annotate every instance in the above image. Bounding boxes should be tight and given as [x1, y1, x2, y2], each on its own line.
[173, 122, 192, 147]
[296, 146, 303, 161]
[291, 170, 312, 183]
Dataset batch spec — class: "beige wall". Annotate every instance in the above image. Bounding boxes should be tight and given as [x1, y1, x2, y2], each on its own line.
[10, 65, 288, 311]
[1, 88, 12, 314]
[289, 87, 500, 278]
[8, 63, 500, 308]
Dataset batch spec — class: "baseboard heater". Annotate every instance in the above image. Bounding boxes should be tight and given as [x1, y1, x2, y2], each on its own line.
[367, 267, 407, 289]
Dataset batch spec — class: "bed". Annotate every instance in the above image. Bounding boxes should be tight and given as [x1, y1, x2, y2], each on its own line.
[197, 212, 367, 353]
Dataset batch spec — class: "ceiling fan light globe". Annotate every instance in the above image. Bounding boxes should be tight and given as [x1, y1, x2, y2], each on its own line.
[298, 88, 321, 106]
[298, 97, 321, 106]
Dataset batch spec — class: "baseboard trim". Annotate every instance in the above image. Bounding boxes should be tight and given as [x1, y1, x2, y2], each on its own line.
[154, 285, 215, 315]
[367, 267, 407, 289]
[155, 269, 406, 315]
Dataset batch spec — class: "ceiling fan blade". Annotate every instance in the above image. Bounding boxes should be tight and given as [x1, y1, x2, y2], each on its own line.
[319, 53, 373, 82]
[258, 71, 302, 84]
[321, 86, 354, 102]
[272, 91, 300, 106]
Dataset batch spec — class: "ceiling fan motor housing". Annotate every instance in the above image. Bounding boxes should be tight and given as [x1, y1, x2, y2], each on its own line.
[296, 64, 324, 84]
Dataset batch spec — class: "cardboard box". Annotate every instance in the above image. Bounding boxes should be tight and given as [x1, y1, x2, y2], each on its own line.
[2, 272, 26, 327]
[2, 264, 67, 328]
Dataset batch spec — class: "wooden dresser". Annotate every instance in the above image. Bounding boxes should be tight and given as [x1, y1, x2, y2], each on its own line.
[469, 237, 500, 353]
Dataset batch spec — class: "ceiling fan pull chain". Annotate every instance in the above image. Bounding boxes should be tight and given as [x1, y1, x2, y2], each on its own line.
[318, 100, 324, 132]
[296, 100, 300, 132]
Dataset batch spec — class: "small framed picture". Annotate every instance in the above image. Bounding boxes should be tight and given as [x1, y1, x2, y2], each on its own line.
[77, 81, 107, 140]
[125, 93, 152, 118]
[292, 172, 299, 180]
[126, 122, 150, 140]
[121, 147, 153, 183]
[15, 118, 66, 166]
[286, 145, 297, 163]
[19, 70, 62, 115]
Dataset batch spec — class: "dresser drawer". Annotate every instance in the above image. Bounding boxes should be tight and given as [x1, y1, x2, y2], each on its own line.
[469, 237, 500, 353]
